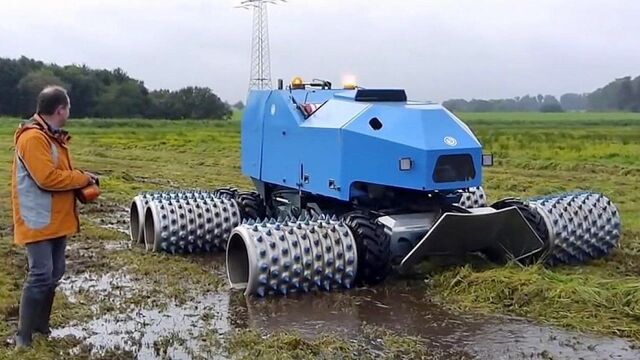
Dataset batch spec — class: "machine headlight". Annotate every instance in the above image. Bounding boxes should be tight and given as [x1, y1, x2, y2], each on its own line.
[399, 158, 413, 171]
[482, 154, 494, 167]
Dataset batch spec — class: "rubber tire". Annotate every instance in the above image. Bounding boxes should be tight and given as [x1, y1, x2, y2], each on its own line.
[342, 211, 392, 286]
[213, 187, 238, 199]
[491, 199, 550, 263]
[236, 191, 266, 220]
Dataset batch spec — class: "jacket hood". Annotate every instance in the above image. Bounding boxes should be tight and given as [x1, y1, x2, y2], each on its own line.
[14, 114, 71, 146]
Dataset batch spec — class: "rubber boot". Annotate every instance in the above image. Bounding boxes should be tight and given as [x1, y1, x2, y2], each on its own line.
[34, 287, 55, 336]
[15, 289, 46, 348]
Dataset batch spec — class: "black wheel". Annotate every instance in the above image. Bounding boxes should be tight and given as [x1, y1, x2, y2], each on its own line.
[491, 198, 550, 263]
[236, 191, 266, 220]
[213, 187, 238, 199]
[342, 211, 392, 286]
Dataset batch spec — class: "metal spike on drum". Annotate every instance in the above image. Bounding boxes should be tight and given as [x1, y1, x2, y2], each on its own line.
[528, 191, 621, 266]
[226, 216, 358, 297]
[456, 186, 487, 209]
[215, 197, 243, 249]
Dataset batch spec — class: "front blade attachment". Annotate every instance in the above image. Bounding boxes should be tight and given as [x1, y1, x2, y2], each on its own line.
[398, 207, 544, 272]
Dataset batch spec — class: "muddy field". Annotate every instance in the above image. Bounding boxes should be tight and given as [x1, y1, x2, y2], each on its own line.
[0, 113, 639, 359]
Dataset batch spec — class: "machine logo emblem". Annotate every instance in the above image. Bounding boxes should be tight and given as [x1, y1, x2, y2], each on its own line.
[444, 136, 457, 146]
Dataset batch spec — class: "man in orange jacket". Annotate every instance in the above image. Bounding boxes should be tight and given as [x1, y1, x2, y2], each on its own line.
[11, 85, 98, 348]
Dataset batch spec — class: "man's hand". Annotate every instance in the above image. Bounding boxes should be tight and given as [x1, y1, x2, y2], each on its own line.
[84, 171, 99, 185]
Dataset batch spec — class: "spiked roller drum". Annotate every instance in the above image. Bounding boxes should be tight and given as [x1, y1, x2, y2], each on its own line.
[130, 190, 190, 245]
[529, 191, 621, 265]
[131, 190, 242, 253]
[456, 186, 487, 209]
[226, 215, 359, 297]
[493, 191, 621, 265]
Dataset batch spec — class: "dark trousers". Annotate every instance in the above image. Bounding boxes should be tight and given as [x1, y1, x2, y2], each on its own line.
[16, 236, 66, 344]
[24, 237, 67, 294]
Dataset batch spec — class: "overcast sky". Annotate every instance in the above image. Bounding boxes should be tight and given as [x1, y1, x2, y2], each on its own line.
[1, 0, 639, 104]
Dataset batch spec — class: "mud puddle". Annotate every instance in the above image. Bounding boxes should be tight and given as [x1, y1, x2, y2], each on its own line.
[54, 293, 229, 359]
[53, 269, 640, 360]
[54, 270, 229, 359]
[238, 284, 640, 359]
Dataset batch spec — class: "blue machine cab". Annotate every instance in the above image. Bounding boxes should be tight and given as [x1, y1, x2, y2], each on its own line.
[241, 78, 486, 206]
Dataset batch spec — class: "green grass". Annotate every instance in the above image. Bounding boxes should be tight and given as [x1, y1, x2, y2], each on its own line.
[0, 112, 639, 357]
[431, 265, 640, 338]
[453, 111, 640, 125]
[224, 325, 469, 360]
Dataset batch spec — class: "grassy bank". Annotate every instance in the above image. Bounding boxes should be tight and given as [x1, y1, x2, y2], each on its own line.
[0, 112, 639, 357]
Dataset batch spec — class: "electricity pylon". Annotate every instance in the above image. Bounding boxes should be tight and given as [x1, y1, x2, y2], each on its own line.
[237, 0, 286, 91]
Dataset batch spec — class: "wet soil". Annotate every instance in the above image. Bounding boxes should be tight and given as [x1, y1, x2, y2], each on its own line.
[81, 200, 131, 235]
[48, 211, 640, 359]
[237, 285, 640, 359]
[56, 277, 230, 359]
[52, 268, 640, 359]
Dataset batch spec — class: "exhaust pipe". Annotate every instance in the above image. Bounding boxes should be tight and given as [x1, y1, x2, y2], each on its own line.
[226, 216, 359, 297]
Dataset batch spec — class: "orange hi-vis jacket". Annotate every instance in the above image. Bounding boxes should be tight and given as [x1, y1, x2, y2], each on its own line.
[11, 114, 92, 245]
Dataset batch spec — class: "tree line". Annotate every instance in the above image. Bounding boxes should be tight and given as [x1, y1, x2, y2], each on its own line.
[0, 56, 234, 120]
[444, 75, 640, 112]
[2, 56, 638, 117]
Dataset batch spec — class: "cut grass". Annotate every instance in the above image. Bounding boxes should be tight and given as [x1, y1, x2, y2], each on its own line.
[431, 264, 640, 340]
[226, 329, 359, 360]
[225, 325, 469, 360]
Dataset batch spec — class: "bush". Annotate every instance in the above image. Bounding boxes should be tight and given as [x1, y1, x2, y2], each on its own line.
[540, 103, 564, 113]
